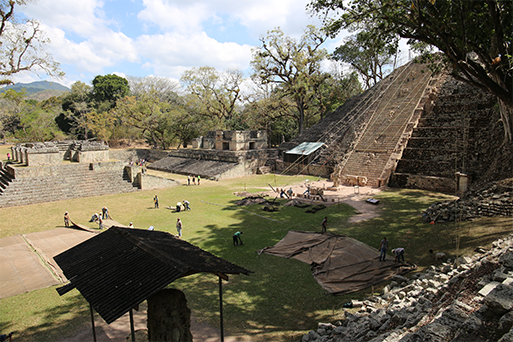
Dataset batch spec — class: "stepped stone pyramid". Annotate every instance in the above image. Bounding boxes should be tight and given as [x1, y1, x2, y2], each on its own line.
[279, 60, 511, 191]
[280, 61, 436, 187]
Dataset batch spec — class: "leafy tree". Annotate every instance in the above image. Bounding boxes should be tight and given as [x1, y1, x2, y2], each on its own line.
[332, 27, 399, 89]
[304, 69, 363, 128]
[113, 92, 172, 148]
[84, 110, 116, 142]
[58, 81, 93, 138]
[0, 88, 25, 140]
[243, 80, 298, 146]
[180, 66, 244, 128]
[91, 74, 129, 109]
[127, 75, 181, 102]
[0, 0, 63, 85]
[251, 25, 329, 135]
[15, 104, 64, 142]
[309, 0, 513, 140]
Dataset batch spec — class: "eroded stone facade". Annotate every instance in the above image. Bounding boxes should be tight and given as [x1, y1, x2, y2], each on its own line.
[192, 130, 267, 151]
[11, 140, 109, 166]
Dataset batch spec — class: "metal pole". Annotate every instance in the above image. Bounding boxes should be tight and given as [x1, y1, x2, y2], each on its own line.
[129, 309, 136, 342]
[219, 276, 224, 342]
[90, 304, 97, 342]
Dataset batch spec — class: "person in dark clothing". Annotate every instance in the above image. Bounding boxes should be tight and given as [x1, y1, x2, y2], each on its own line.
[321, 217, 328, 233]
[233, 231, 243, 246]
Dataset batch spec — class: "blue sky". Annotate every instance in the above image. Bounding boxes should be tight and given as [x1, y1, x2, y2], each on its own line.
[12, 0, 352, 88]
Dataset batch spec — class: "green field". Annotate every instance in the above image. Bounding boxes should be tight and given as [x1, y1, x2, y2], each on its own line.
[0, 171, 511, 341]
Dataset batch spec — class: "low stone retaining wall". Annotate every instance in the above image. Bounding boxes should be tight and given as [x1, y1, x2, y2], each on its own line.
[136, 173, 180, 190]
[390, 173, 455, 193]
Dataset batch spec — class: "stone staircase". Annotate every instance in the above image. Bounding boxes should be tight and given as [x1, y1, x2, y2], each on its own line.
[329, 61, 435, 186]
[0, 162, 138, 208]
[390, 78, 499, 192]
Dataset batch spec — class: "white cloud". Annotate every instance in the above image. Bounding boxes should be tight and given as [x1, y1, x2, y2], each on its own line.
[136, 31, 253, 79]
[138, 0, 210, 33]
[138, 0, 321, 38]
[22, 0, 106, 37]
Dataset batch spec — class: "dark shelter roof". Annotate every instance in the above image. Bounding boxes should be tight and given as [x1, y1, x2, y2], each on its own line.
[54, 226, 252, 324]
[259, 231, 414, 295]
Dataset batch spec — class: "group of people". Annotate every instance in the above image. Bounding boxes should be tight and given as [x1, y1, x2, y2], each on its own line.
[187, 174, 201, 185]
[89, 213, 104, 229]
[378, 237, 405, 263]
[86, 207, 110, 229]
[280, 187, 294, 198]
[175, 200, 191, 212]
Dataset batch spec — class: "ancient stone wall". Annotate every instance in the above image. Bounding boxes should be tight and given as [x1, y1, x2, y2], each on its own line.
[193, 130, 267, 151]
[390, 77, 512, 193]
[137, 173, 180, 190]
[11, 140, 110, 166]
[301, 233, 513, 342]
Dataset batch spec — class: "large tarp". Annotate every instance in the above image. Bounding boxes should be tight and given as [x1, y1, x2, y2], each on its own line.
[259, 231, 414, 295]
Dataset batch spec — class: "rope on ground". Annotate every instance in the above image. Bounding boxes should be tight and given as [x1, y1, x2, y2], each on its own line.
[200, 200, 285, 224]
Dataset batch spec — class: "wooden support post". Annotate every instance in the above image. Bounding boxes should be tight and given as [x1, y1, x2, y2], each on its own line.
[90, 304, 97, 342]
[219, 276, 224, 342]
[129, 309, 135, 342]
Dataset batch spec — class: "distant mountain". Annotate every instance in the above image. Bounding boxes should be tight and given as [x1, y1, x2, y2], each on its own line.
[0, 80, 70, 100]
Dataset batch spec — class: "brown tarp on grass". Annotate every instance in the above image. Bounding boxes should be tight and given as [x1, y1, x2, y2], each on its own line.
[259, 230, 414, 295]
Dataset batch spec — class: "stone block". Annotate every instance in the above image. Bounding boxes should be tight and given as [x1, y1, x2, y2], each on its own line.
[478, 281, 501, 297]
[484, 284, 513, 315]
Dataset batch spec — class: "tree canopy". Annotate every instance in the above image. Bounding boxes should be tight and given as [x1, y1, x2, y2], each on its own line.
[0, 0, 63, 85]
[180, 66, 243, 129]
[331, 26, 399, 89]
[251, 25, 329, 135]
[91, 74, 130, 109]
[309, 0, 513, 140]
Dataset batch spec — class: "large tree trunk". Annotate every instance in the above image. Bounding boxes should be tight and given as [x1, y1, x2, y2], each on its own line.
[498, 99, 513, 142]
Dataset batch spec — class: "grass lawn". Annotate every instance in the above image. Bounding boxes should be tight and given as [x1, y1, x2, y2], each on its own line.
[1, 172, 512, 341]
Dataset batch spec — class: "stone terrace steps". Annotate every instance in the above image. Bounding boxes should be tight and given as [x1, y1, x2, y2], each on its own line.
[391, 79, 498, 191]
[335, 62, 434, 185]
[149, 156, 238, 178]
[0, 163, 138, 208]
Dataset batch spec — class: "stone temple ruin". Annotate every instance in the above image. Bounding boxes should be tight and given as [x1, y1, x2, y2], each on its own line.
[1, 61, 512, 209]
[147, 130, 276, 180]
[278, 60, 512, 195]
[192, 130, 267, 151]
[0, 140, 178, 208]
[11, 140, 109, 166]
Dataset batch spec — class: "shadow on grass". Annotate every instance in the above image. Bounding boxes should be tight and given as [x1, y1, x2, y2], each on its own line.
[0, 288, 89, 342]
[180, 199, 365, 340]
[181, 189, 511, 340]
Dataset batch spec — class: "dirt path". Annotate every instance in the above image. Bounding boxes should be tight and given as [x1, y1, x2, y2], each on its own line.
[59, 308, 247, 342]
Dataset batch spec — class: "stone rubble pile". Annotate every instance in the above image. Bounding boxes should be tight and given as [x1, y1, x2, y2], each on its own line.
[422, 179, 513, 223]
[302, 233, 513, 342]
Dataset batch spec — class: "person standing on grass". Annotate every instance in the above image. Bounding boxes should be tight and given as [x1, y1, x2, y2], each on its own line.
[188, 174, 191, 185]
[197, 175, 201, 185]
[64, 212, 70, 227]
[176, 218, 182, 238]
[379, 237, 388, 261]
[233, 231, 243, 246]
[154, 195, 159, 208]
[192, 175, 196, 185]
[6, 152, 10, 161]
[321, 217, 328, 233]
